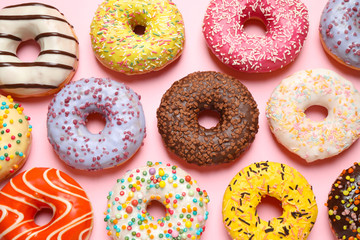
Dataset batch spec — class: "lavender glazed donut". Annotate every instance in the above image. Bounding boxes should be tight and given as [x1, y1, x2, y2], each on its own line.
[202, 0, 309, 73]
[319, 0, 360, 70]
[47, 78, 146, 171]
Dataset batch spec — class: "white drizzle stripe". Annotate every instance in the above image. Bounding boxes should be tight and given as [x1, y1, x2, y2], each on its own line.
[48, 213, 93, 240]
[12, 220, 42, 240]
[10, 177, 55, 209]
[56, 170, 84, 192]
[45, 170, 89, 202]
[78, 228, 91, 240]
[24, 169, 72, 240]
[0, 191, 39, 210]
[0, 206, 6, 222]
[0, 205, 25, 238]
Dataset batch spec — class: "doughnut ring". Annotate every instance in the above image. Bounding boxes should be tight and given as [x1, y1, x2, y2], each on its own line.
[223, 161, 318, 239]
[105, 161, 210, 239]
[202, 0, 309, 72]
[0, 3, 79, 97]
[0, 167, 94, 240]
[157, 71, 259, 166]
[266, 69, 360, 162]
[47, 78, 146, 171]
[90, 0, 185, 75]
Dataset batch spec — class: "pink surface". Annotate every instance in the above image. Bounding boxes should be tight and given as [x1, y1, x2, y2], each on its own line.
[0, 0, 358, 239]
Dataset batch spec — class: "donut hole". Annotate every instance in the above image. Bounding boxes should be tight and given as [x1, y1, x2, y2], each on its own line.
[16, 39, 41, 62]
[243, 18, 267, 36]
[133, 25, 146, 35]
[256, 195, 283, 221]
[198, 109, 221, 129]
[304, 105, 328, 122]
[85, 112, 106, 134]
[146, 200, 167, 220]
[34, 207, 53, 226]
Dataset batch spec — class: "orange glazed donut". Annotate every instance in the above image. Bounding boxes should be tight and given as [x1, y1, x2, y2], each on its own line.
[0, 168, 94, 240]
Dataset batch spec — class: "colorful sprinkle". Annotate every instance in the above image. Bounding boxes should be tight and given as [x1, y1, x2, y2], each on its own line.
[0, 95, 31, 180]
[105, 162, 210, 239]
[90, 0, 185, 74]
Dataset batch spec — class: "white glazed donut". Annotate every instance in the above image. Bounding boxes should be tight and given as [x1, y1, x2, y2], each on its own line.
[266, 69, 360, 162]
[104, 162, 210, 240]
[0, 3, 79, 98]
[47, 78, 146, 171]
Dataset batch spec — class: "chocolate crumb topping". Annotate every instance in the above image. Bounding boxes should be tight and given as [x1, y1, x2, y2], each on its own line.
[156, 71, 259, 166]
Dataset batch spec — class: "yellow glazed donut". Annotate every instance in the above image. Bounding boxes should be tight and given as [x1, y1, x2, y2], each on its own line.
[0, 95, 31, 182]
[90, 0, 185, 75]
[223, 161, 318, 240]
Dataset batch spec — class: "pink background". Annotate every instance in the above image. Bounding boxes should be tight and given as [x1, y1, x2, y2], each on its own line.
[0, 0, 358, 239]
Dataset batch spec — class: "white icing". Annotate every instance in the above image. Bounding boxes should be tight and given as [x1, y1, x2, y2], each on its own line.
[266, 69, 360, 162]
[0, 4, 78, 97]
[105, 162, 210, 240]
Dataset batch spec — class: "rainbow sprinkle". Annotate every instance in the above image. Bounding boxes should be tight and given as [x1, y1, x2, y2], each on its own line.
[0, 95, 31, 179]
[90, 0, 185, 74]
[105, 162, 209, 239]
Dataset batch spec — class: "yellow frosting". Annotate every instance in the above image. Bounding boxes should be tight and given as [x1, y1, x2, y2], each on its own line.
[90, 0, 185, 75]
[223, 161, 318, 240]
[0, 95, 31, 181]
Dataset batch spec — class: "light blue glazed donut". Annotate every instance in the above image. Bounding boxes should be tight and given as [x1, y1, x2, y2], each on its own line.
[47, 78, 146, 170]
[320, 0, 360, 69]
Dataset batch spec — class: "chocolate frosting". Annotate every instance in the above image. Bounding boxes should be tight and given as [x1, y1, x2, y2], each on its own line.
[327, 163, 360, 239]
[4, 2, 59, 11]
[157, 71, 259, 166]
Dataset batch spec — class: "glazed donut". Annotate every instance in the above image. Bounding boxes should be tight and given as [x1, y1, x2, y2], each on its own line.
[320, 0, 360, 70]
[47, 78, 146, 171]
[105, 161, 210, 239]
[202, 0, 309, 73]
[0, 2, 79, 98]
[90, 0, 185, 75]
[0, 95, 32, 182]
[157, 71, 259, 166]
[223, 161, 318, 239]
[266, 69, 360, 162]
[0, 167, 94, 240]
[327, 162, 360, 240]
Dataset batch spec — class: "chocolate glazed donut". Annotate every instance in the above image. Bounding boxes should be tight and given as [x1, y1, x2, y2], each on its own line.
[157, 71, 259, 166]
[327, 163, 360, 240]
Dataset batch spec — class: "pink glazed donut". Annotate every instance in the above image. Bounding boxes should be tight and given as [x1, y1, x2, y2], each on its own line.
[202, 0, 309, 73]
